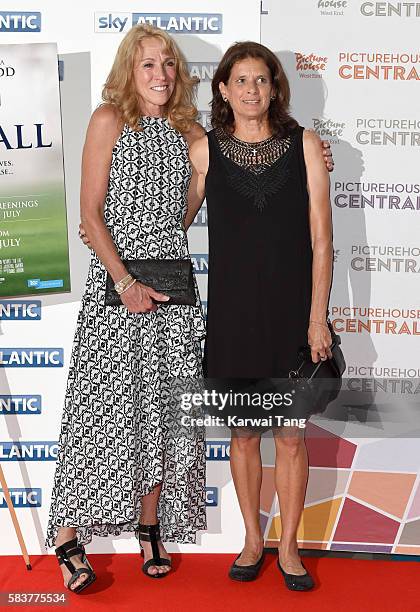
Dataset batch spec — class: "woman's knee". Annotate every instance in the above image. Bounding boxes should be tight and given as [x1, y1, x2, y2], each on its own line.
[231, 431, 261, 453]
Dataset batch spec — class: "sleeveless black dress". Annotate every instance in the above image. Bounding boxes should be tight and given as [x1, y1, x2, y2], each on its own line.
[203, 125, 312, 380]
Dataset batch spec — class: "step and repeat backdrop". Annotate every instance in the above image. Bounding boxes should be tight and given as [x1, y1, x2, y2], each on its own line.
[1, 0, 419, 557]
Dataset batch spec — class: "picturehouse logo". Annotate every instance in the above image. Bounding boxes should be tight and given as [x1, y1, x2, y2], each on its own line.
[331, 306, 420, 335]
[312, 118, 346, 142]
[360, 2, 420, 17]
[354, 118, 420, 146]
[317, 0, 348, 16]
[295, 53, 328, 78]
[333, 181, 420, 210]
[95, 13, 222, 34]
[338, 52, 420, 80]
[349, 245, 420, 273]
[0, 12, 41, 32]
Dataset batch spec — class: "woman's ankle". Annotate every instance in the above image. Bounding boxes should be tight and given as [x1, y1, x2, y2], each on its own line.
[55, 527, 76, 547]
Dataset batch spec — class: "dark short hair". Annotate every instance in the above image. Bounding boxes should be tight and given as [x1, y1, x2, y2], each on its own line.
[211, 41, 298, 136]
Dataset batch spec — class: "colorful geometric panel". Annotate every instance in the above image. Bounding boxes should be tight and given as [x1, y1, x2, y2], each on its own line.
[260, 467, 275, 513]
[332, 498, 400, 544]
[407, 481, 420, 520]
[398, 519, 420, 546]
[305, 468, 350, 505]
[260, 513, 268, 535]
[305, 423, 357, 468]
[355, 438, 420, 472]
[394, 546, 420, 555]
[267, 497, 342, 542]
[265, 540, 328, 550]
[348, 471, 416, 519]
[330, 543, 393, 554]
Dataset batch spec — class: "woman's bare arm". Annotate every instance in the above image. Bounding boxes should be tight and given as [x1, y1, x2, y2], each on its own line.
[303, 129, 334, 362]
[80, 105, 129, 282]
[80, 105, 168, 312]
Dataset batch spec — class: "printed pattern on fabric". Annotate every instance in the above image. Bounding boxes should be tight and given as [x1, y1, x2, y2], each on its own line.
[45, 117, 206, 547]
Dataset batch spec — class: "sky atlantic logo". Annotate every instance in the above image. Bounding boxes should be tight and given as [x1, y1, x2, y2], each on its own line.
[206, 441, 230, 460]
[360, 2, 420, 16]
[0, 395, 41, 415]
[331, 306, 420, 335]
[312, 118, 346, 142]
[192, 201, 208, 226]
[0, 442, 59, 461]
[191, 254, 209, 274]
[295, 53, 328, 78]
[354, 118, 420, 146]
[206, 487, 218, 506]
[338, 52, 420, 80]
[349, 245, 420, 273]
[0, 488, 42, 508]
[317, 0, 348, 15]
[95, 13, 222, 34]
[333, 181, 420, 210]
[187, 62, 219, 83]
[0, 348, 64, 367]
[0, 12, 41, 32]
[0, 300, 41, 320]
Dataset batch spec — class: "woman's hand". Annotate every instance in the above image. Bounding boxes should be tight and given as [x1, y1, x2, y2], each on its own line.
[321, 140, 334, 171]
[308, 322, 333, 363]
[120, 281, 169, 314]
[79, 223, 92, 248]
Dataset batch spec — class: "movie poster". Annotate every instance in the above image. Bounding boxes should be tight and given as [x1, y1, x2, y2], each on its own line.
[0, 42, 70, 297]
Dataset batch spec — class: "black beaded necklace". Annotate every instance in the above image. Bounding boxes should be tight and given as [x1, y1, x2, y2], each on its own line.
[215, 127, 292, 175]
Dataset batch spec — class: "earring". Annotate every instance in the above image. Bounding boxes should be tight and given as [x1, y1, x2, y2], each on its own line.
[270, 95, 276, 101]
[223, 97, 228, 102]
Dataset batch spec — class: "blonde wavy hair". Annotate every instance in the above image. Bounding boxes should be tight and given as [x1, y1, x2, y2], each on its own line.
[102, 24, 198, 132]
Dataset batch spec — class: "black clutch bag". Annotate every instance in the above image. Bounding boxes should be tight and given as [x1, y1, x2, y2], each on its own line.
[288, 320, 346, 416]
[105, 259, 196, 306]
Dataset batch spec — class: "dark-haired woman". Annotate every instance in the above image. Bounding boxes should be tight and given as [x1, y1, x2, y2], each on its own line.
[187, 42, 333, 590]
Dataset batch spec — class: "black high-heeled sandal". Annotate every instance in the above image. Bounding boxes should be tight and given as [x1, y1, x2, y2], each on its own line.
[277, 558, 314, 591]
[55, 537, 96, 594]
[138, 523, 172, 579]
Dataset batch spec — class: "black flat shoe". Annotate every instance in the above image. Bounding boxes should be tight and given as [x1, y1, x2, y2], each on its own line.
[55, 537, 96, 594]
[229, 551, 265, 582]
[138, 523, 172, 579]
[277, 559, 314, 591]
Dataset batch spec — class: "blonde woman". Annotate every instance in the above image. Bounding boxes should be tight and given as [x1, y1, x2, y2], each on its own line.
[45, 24, 206, 591]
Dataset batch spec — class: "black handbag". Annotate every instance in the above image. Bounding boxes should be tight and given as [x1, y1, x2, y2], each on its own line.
[104, 259, 196, 306]
[287, 319, 346, 416]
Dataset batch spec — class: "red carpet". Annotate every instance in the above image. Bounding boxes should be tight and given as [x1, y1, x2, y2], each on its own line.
[0, 553, 418, 611]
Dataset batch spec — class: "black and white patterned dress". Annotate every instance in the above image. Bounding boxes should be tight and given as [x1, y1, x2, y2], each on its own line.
[45, 117, 206, 548]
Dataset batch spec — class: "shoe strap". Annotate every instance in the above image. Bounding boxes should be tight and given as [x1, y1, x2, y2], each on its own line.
[138, 523, 162, 564]
[55, 537, 86, 575]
